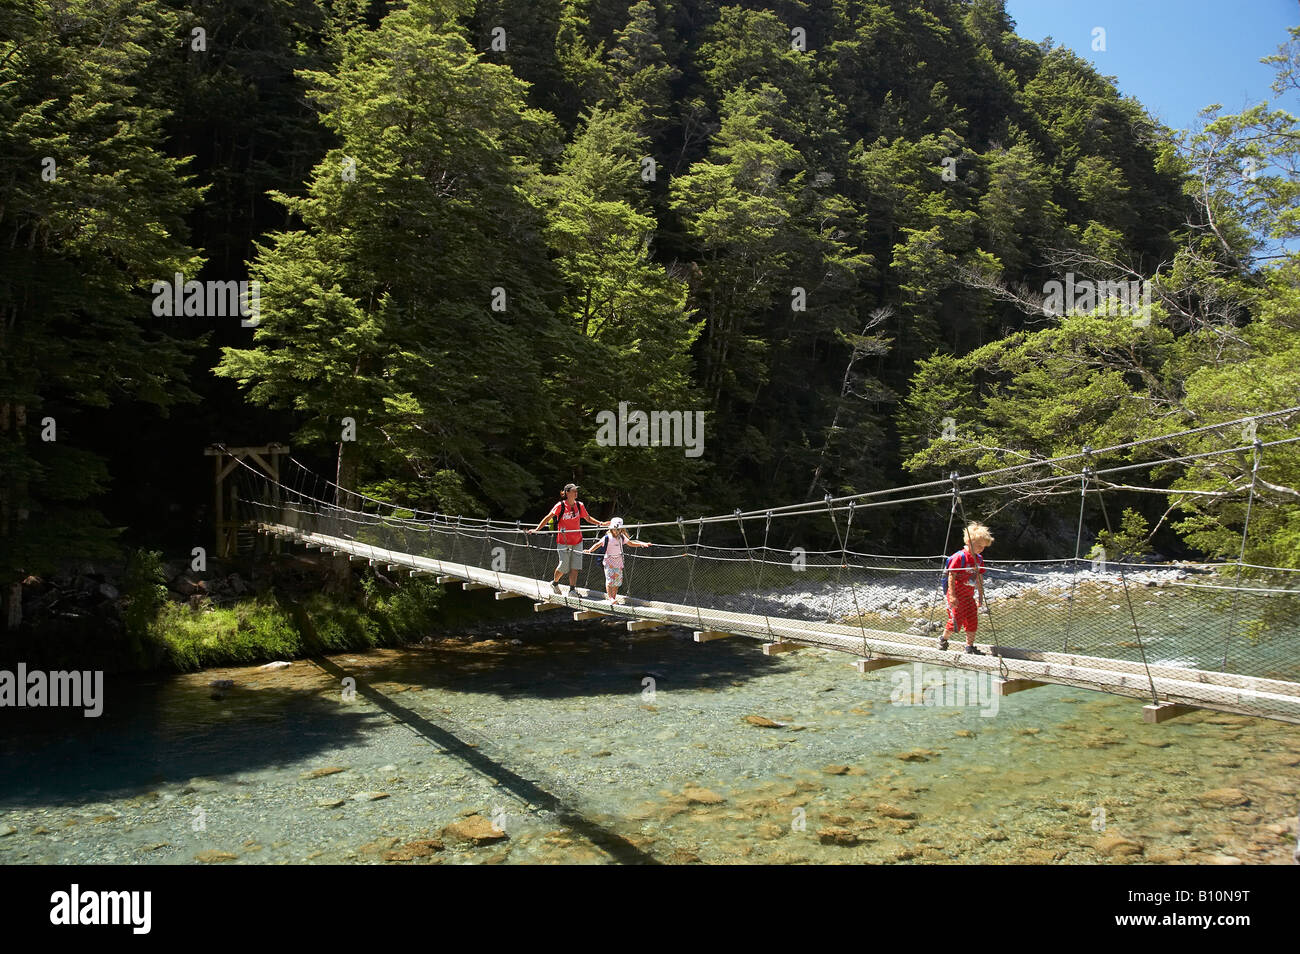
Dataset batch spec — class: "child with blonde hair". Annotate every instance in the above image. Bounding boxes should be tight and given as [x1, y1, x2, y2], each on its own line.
[585, 517, 651, 603]
[939, 521, 993, 654]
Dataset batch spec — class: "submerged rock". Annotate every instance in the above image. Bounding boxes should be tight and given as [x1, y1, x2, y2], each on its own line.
[383, 839, 444, 862]
[682, 786, 725, 805]
[876, 803, 915, 820]
[195, 849, 238, 863]
[1198, 788, 1250, 808]
[442, 815, 508, 845]
[1096, 835, 1144, 857]
[302, 766, 348, 780]
[818, 827, 860, 846]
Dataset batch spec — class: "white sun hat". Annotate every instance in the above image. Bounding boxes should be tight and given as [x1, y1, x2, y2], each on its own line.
[610, 517, 624, 529]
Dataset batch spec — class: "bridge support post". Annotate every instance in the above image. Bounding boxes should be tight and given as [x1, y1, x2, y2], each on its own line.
[853, 657, 908, 673]
[762, 641, 800, 655]
[694, 630, 733, 642]
[995, 678, 1047, 696]
[1142, 702, 1198, 724]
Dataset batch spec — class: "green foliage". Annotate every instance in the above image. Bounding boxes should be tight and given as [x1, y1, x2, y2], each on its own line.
[0, 0, 202, 599]
[122, 549, 169, 664]
[10, 0, 1300, 614]
[146, 574, 443, 672]
[149, 598, 303, 672]
[1096, 508, 1151, 560]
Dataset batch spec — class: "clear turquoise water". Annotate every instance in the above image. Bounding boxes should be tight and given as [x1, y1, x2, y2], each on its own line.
[1, 622, 1296, 864]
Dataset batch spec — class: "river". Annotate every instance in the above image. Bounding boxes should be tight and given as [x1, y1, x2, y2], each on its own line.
[1, 615, 1296, 864]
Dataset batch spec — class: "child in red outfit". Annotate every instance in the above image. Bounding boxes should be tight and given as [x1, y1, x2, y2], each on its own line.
[939, 522, 993, 654]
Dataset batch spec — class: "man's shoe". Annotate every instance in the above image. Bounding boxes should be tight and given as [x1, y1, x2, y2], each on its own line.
[937, 636, 949, 651]
[964, 644, 985, 655]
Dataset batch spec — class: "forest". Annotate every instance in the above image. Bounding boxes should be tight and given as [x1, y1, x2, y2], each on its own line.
[3, 0, 1299, 643]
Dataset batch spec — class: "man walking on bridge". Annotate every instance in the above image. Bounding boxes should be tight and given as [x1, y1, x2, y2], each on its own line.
[528, 483, 608, 592]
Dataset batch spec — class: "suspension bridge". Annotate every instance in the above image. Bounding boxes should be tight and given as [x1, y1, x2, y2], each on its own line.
[214, 409, 1300, 725]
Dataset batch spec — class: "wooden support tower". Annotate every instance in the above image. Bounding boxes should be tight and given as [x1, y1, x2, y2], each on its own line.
[204, 444, 290, 559]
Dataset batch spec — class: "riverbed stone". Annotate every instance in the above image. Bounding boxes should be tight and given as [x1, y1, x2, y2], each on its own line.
[1018, 848, 1058, 864]
[896, 749, 937, 762]
[1146, 847, 1185, 862]
[442, 815, 508, 845]
[195, 849, 238, 863]
[744, 715, 782, 727]
[1198, 788, 1250, 808]
[817, 827, 859, 846]
[683, 786, 725, 805]
[1096, 835, 1144, 857]
[383, 839, 444, 862]
[876, 803, 915, 819]
[302, 766, 348, 780]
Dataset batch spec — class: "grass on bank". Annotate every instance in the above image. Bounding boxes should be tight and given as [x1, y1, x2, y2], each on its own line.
[126, 550, 446, 672]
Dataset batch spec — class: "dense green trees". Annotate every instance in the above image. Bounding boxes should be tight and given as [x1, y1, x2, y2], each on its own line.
[4, 0, 1298, 619]
[0, 0, 202, 625]
[901, 25, 1300, 565]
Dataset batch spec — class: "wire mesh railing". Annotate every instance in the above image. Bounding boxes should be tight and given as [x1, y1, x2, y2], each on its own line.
[221, 409, 1300, 719]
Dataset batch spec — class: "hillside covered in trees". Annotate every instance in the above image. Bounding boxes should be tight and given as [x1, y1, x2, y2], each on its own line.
[3, 0, 1299, 632]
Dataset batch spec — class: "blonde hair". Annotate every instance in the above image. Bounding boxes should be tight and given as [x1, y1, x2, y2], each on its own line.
[964, 522, 994, 546]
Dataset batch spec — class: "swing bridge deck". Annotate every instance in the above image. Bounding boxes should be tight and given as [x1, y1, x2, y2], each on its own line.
[256, 521, 1300, 726]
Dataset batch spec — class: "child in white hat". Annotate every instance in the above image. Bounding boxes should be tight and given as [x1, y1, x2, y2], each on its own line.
[585, 517, 651, 603]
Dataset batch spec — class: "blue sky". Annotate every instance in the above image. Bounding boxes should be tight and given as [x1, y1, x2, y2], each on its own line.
[1005, 0, 1297, 131]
